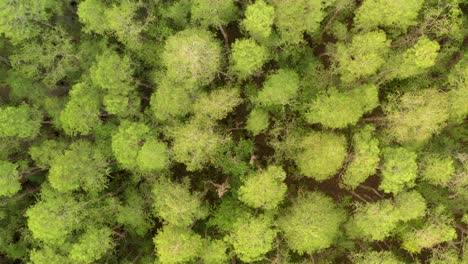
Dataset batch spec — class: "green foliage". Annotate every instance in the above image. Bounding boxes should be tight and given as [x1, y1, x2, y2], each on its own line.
[238, 165, 287, 210]
[342, 125, 380, 189]
[295, 131, 347, 181]
[115, 189, 152, 236]
[256, 69, 300, 106]
[241, 0, 275, 42]
[77, 0, 108, 34]
[29, 140, 68, 169]
[420, 155, 455, 186]
[0, 161, 20, 197]
[227, 214, 276, 262]
[152, 179, 208, 226]
[29, 246, 71, 264]
[246, 108, 269, 136]
[163, 29, 222, 86]
[400, 207, 457, 253]
[48, 141, 108, 193]
[394, 190, 427, 222]
[384, 89, 449, 145]
[153, 225, 203, 264]
[60, 81, 101, 136]
[200, 239, 229, 264]
[306, 84, 379, 128]
[137, 139, 169, 172]
[230, 38, 269, 79]
[193, 87, 242, 122]
[354, 0, 424, 32]
[0, 105, 42, 139]
[354, 251, 405, 264]
[170, 121, 227, 171]
[270, 0, 335, 44]
[150, 77, 194, 121]
[207, 196, 252, 233]
[111, 121, 150, 170]
[191, 0, 238, 27]
[278, 192, 346, 254]
[335, 31, 390, 82]
[380, 147, 418, 194]
[70, 226, 113, 264]
[447, 55, 468, 124]
[392, 37, 440, 79]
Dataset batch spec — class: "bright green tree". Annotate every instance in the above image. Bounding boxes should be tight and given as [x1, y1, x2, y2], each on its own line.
[60, 81, 101, 136]
[162, 29, 222, 86]
[420, 155, 455, 186]
[111, 121, 149, 170]
[0, 105, 42, 139]
[246, 107, 269, 136]
[227, 214, 276, 262]
[191, 0, 238, 27]
[152, 179, 208, 226]
[295, 131, 347, 181]
[70, 226, 114, 264]
[384, 89, 449, 146]
[153, 225, 203, 264]
[0, 161, 21, 197]
[306, 84, 379, 128]
[354, 0, 424, 32]
[170, 121, 227, 171]
[394, 190, 427, 222]
[200, 239, 229, 264]
[238, 165, 287, 210]
[48, 141, 108, 193]
[136, 139, 169, 173]
[256, 69, 300, 106]
[193, 87, 242, 122]
[241, 0, 275, 42]
[341, 125, 380, 189]
[353, 251, 405, 264]
[150, 77, 194, 121]
[380, 147, 418, 194]
[77, 0, 108, 34]
[335, 31, 390, 82]
[278, 192, 346, 254]
[29, 140, 68, 169]
[29, 246, 71, 264]
[230, 38, 269, 79]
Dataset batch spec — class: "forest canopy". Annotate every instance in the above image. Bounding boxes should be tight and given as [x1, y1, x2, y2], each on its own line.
[0, 0, 467, 263]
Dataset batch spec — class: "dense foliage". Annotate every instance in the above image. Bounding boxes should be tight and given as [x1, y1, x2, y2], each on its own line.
[0, 0, 467, 263]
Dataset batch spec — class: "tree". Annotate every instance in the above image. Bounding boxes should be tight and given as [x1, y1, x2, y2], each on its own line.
[153, 225, 203, 264]
[0, 105, 42, 139]
[29, 140, 68, 169]
[341, 125, 380, 189]
[115, 188, 153, 236]
[162, 29, 222, 86]
[69, 226, 113, 264]
[136, 139, 169, 173]
[191, 0, 238, 28]
[305, 84, 379, 128]
[111, 121, 149, 170]
[354, 0, 424, 32]
[295, 131, 347, 181]
[0, 161, 21, 197]
[0, 0, 62, 44]
[335, 31, 390, 83]
[256, 69, 300, 107]
[193, 87, 242, 122]
[391, 37, 440, 79]
[246, 108, 269, 136]
[29, 246, 71, 264]
[241, 0, 275, 42]
[150, 77, 194, 121]
[380, 147, 418, 194]
[170, 121, 227, 171]
[200, 239, 229, 264]
[238, 165, 287, 210]
[394, 190, 427, 222]
[420, 155, 455, 186]
[270, 0, 335, 44]
[227, 214, 276, 262]
[400, 207, 457, 253]
[278, 192, 346, 254]
[230, 38, 269, 79]
[48, 141, 108, 193]
[60, 81, 102, 136]
[384, 88, 449, 146]
[353, 251, 405, 264]
[152, 179, 208, 226]
[77, 0, 108, 34]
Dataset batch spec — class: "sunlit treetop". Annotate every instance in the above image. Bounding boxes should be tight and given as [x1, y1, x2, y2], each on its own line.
[0, 105, 42, 139]
[193, 87, 242, 123]
[353, 251, 405, 264]
[354, 0, 424, 32]
[256, 69, 300, 107]
[0, 161, 21, 197]
[69, 226, 114, 264]
[77, 0, 108, 34]
[162, 28, 222, 86]
[230, 38, 269, 79]
[111, 121, 150, 170]
[153, 224, 203, 264]
[380, 147, 418, 194]
[241, 0, 275, 42]
[238, 165, 287, 210]
[191, 0, 238, 28]
[278, 192, 346, 254]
